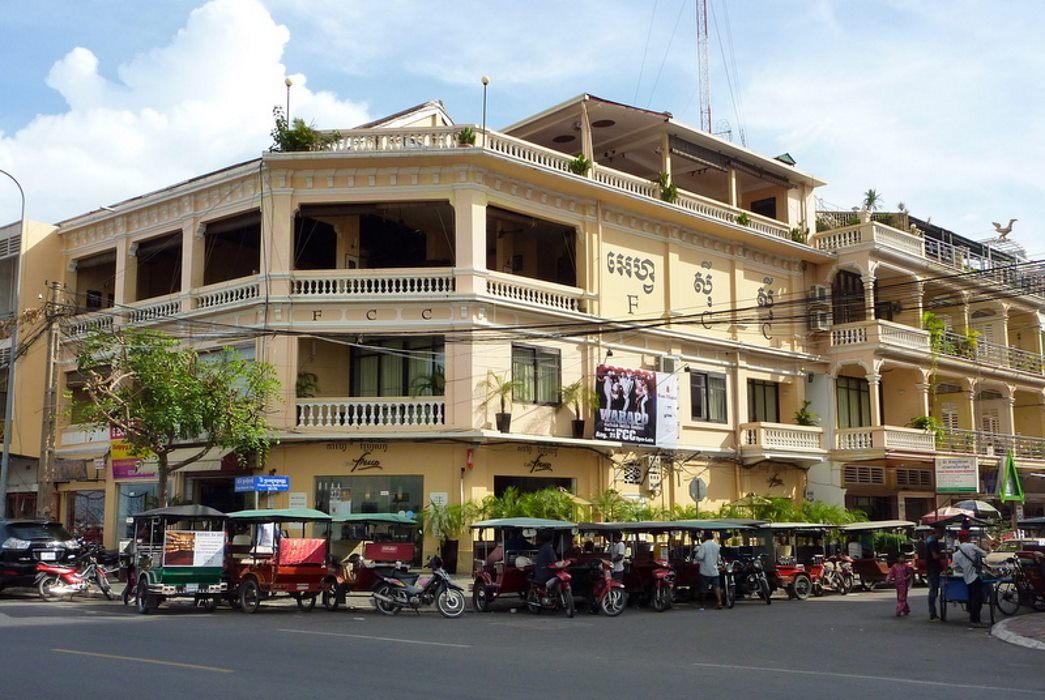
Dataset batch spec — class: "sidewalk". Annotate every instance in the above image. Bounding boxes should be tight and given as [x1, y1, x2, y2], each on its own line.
[992, 613, 1045, 651]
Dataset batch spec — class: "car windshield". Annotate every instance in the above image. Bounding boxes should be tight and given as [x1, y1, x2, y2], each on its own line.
[8, 523, 74, 541]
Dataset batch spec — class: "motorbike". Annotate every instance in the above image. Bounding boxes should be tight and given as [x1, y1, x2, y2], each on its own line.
[649, 558, 676, 612]
[814, 554, 854, 596]
[372, 556, 466, 618]
[36, 545, 114, 601]
[724, 554, 772, 607]
[586, 559, 627, 617]
[526, 559, 575, 617]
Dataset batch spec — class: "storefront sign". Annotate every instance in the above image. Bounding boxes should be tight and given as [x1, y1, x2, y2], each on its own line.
[935, 457, 979, 494]
[593, 365, 678, 448]
[162, 530, 224, 567]
[525, 450, 554, 473]
[110, 426, 156, 480]
[349, 451, 383, 472]
[428, 492, 448, 506]
[288, 492, 307, 509]
[234, 475, 290, 493]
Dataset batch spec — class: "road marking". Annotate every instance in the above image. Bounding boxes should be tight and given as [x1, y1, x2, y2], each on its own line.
[691, 662, 1045, 696]
[279, 628, 470, 648]
[53, 649, 233, 673]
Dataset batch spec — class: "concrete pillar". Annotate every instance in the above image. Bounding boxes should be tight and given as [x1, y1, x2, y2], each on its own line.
[265, 189, 295, 296]
[861, 274, 876, 321]
[1001, 385, 1016, 436]
[181, 221, 202, 312]
[867, 373, 882, 427]
[911, 280, 924, 327]
[999, 304, 1011, 350]
[660, 132, 672, 182]
[579, 99, 594, 163]
[452, 188, 487, 294]
[728, 167, 738, 208]
[115, 238, 136, 310]
[959, 292, 971, 331]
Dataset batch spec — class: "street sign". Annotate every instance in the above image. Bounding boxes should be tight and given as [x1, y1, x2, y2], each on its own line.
[235, 475, 290, 493]
[688, 477, 707, 502]
[935, 457, 978, 494]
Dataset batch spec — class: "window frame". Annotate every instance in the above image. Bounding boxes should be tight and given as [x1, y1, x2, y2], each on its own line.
[350, 336, 445, 398]
[690, 371, 728, 424]
[836, 376, 872, 429]
[510, 344, 562, 405]
[747, 379, 780, 423]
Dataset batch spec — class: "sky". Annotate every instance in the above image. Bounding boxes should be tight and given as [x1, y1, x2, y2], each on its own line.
[0, 0, 1042, 253]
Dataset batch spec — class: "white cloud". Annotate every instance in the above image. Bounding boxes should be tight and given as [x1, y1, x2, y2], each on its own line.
[0, 0, 369, 223]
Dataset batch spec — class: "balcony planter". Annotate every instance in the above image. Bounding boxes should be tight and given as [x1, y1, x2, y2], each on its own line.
[477, 371, 523, 434]
[571, 419, 585, 439]
[495, 412, 512, 433]
[560, 379, 598, 441]
[457, 127, 476, 147]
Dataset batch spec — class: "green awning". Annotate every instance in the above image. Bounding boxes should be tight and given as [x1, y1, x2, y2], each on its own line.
[227, 508, 332, 522]
[840, 520, 915, 532]
[332, 513, 417, 525]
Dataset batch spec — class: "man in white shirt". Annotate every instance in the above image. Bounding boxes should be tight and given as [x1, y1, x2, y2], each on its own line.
[695, 531, 722, 610]
[610, 531, 626, 582]
[951, 529, 988, 626]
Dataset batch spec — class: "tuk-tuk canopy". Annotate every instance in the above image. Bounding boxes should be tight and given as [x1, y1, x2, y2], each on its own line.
[671, 519, 755, 531]
[841, 520, 915, 532]
[228, 508, 332, 522]
[1018, 516, 1045, 528]
[577, 520, 753, 533]
[332, 513, 417, 525]
[470, 517, 576, 530]
[757, 522, 832, 531]
[133, 505, 227, 521]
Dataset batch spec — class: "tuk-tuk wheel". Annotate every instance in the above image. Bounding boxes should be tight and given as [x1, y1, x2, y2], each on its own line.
[791, 573, 812, 600]
[472, 585, 491, 612]
[135, 576, 156, 615]
[239, 579, 261, 614]
[296, 593, 317, 612]
[322, 589, 340, 611]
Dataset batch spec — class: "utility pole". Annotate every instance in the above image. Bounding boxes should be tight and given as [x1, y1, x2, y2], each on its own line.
[36, 281, 62, 519]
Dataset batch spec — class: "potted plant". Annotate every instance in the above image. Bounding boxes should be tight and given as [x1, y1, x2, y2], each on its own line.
[735, 212, 751, 226]
[567, 154, 592, 176]
[422, 501, 479, 574]
[295, 371, 319, 398]
[560, 379, 599, 438]
[657, 171, 678, 203]
[476, 371, 523, 433]
[457, 127, 477, 147]
[909, 415, 944, 445]
[794, 400, 820, 427]
[410, 370, 446, 396]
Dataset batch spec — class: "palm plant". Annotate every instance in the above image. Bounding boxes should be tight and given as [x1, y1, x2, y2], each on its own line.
[476, 371, 524, 432]
[863, 188, 883, 212]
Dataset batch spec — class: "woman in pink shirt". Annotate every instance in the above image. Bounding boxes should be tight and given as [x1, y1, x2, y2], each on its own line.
[886, 554, 914, 616]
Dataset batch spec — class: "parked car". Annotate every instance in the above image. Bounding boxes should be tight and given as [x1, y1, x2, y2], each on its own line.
[0, 520, 80, 591]
[987, 539, 1045, 567]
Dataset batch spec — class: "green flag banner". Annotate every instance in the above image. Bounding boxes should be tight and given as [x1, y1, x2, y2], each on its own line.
[998, 451, 1024, 503]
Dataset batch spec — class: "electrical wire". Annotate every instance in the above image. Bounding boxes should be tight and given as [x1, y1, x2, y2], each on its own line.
[633, 0, 660, 105]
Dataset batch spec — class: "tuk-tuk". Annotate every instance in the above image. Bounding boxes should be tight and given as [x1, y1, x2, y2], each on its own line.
[323, 513, 419, 611]
[668, 520, 754, 603]
[130, 505, 228, 614]
[226, 508, 336, 613]
[470, 517, 577, 612]
[841, 520, 915, 590]
[728, 522, 833, 599]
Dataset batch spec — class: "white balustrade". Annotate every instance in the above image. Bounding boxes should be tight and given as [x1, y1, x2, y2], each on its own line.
[813, 224, 865, 252]
[65, 311, 114, 338]
[591, 166, 659, 197]
[830, 324, 868, 346]
[836, 428, 874, 450]
[883, 427, 936, 451]
[482, 272, 584, 312]
[484, 131, 575, 173]
[741, 423, 823, 451]
[878, 321, 930, 351]
[291, 270, 456, 297]
[297, 398, 446, 429]
[127, 296, 183, 325]
[329, 127, 460, 153]
[194, 279, 261, 310]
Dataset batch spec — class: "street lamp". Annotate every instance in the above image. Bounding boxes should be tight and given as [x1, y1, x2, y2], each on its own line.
[0, 168, 26, 519]
[285, 77, 293, 122]
[481, 75, 490, 148]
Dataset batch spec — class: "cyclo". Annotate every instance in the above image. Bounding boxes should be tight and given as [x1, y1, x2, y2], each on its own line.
[129, 505, 228, 614]
[470, 517, 577, 614]
[323, 513, 420, 611]
[225, 508, 336, 613]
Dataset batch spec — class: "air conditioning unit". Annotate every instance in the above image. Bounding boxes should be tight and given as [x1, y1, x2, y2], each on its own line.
[809, 310, 831, 333]
[657, 355, 678, 374]
[808, 285, 830, 303]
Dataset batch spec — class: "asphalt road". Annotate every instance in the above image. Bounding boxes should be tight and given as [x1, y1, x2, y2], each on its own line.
[1, 588, 1042, 700]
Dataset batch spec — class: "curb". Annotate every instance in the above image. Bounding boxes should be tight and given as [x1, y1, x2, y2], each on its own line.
[991, 617, 1045, 651]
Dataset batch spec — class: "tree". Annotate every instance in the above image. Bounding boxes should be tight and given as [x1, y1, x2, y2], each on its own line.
[73, 328, 280, 506]
[863, 188, 883, 212]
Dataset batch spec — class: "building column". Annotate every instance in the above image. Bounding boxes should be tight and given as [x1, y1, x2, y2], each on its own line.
[1001, 384, 1016, 436]
[114, 238, 137, 316]
[959, 292, 971, 332]
[999, 304, 1011, 350]
[915, 371, 931, 417]
[867, 373, 882, 427]
[264, 186, 294, 297]
[181, 221, 203, 313]
[911, 280, 925, 326]
[861, 274, 876, 320]
[579, 99, 594, 163]
[452, 187, 487, 295]
[727, 167, 738, 208]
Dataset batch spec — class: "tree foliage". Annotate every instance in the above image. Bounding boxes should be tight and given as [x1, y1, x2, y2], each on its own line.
[715, 497, 865, 525]
[73, 328, 280, 505]
[270, 106, 341, 152]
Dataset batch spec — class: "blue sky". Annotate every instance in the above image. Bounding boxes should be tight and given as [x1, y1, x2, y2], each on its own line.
[1, 0, 1042, 253]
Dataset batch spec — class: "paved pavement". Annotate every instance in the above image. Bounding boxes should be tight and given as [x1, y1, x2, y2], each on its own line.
[993, 612, 1045, 651]
[1, 587, 1043, 699]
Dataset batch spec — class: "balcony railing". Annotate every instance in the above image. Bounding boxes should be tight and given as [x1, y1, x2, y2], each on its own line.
[325, 126, 793, 240]
[936, 428, 1045, 462]
[64, 310, 115, 339]
[290, 269, 456, 298]
[740, 422, 824, 452]
[829, 320, 930, 353]
[126, 294, 184, 325]
[835, 426, 936, 452]
[296, 397, 446, 430]
[481, 271, 588, 313]
[193, 278, 261, 311]
[939, 330, 1045, 375]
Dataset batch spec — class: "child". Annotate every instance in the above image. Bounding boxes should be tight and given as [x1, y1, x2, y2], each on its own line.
[886, 554, 914, 616]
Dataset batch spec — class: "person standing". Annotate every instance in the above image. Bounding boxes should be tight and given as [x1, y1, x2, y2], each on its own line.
[610, 531, 626, 582]
[923, 524, 945, 620]
[886, 554, 914, 616]
[951, 530, 988, 626]
[695, 531, 722, 610]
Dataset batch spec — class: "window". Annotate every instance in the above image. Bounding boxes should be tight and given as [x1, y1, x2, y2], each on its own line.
[511, 345, 561, 404]
[844, 465, 885, 485]
[749, 197, 776, 219]
[747, 380, 779, 423]
[832, 270, 865, 324]
[690, 372, 727, 423]
[896, 469, 932, 488]
[622, 462, 643, 485]
[351, 337, 444, 397]
[836, 376, 872, 428]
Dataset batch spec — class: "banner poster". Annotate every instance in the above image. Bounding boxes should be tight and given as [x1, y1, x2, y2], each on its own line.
[162, 530, 225, 567]
[594, 365, 678, 448]
[110, 425, 156, 480]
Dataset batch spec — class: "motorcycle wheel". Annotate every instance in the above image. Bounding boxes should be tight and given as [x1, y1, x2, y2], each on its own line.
[98, 574, 114, 601]
[296, 593, 316, 612]
[239, 579, 261, 614]
[561, 587, 575, 618]
[373, 583, 400, 616]
[38, 575, 60, 601]
[526, 587, 541, 614]
[759, 578, 772, 605]
[994, 581, 1019, 616]
[791, 573, 812, 601]
[651, 585, 669, 612]
[600, 588, 626, 617]
[812, 581, 824, 597]
[1032, 596, 1045, 613]
[839, 573, 854, 596]
[472, 584, 491, 613]
[437, 588, 466, 618]
[322, 588, 340, 611]
[135, 576, 156, 615]
[724, 580, 736, 609]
